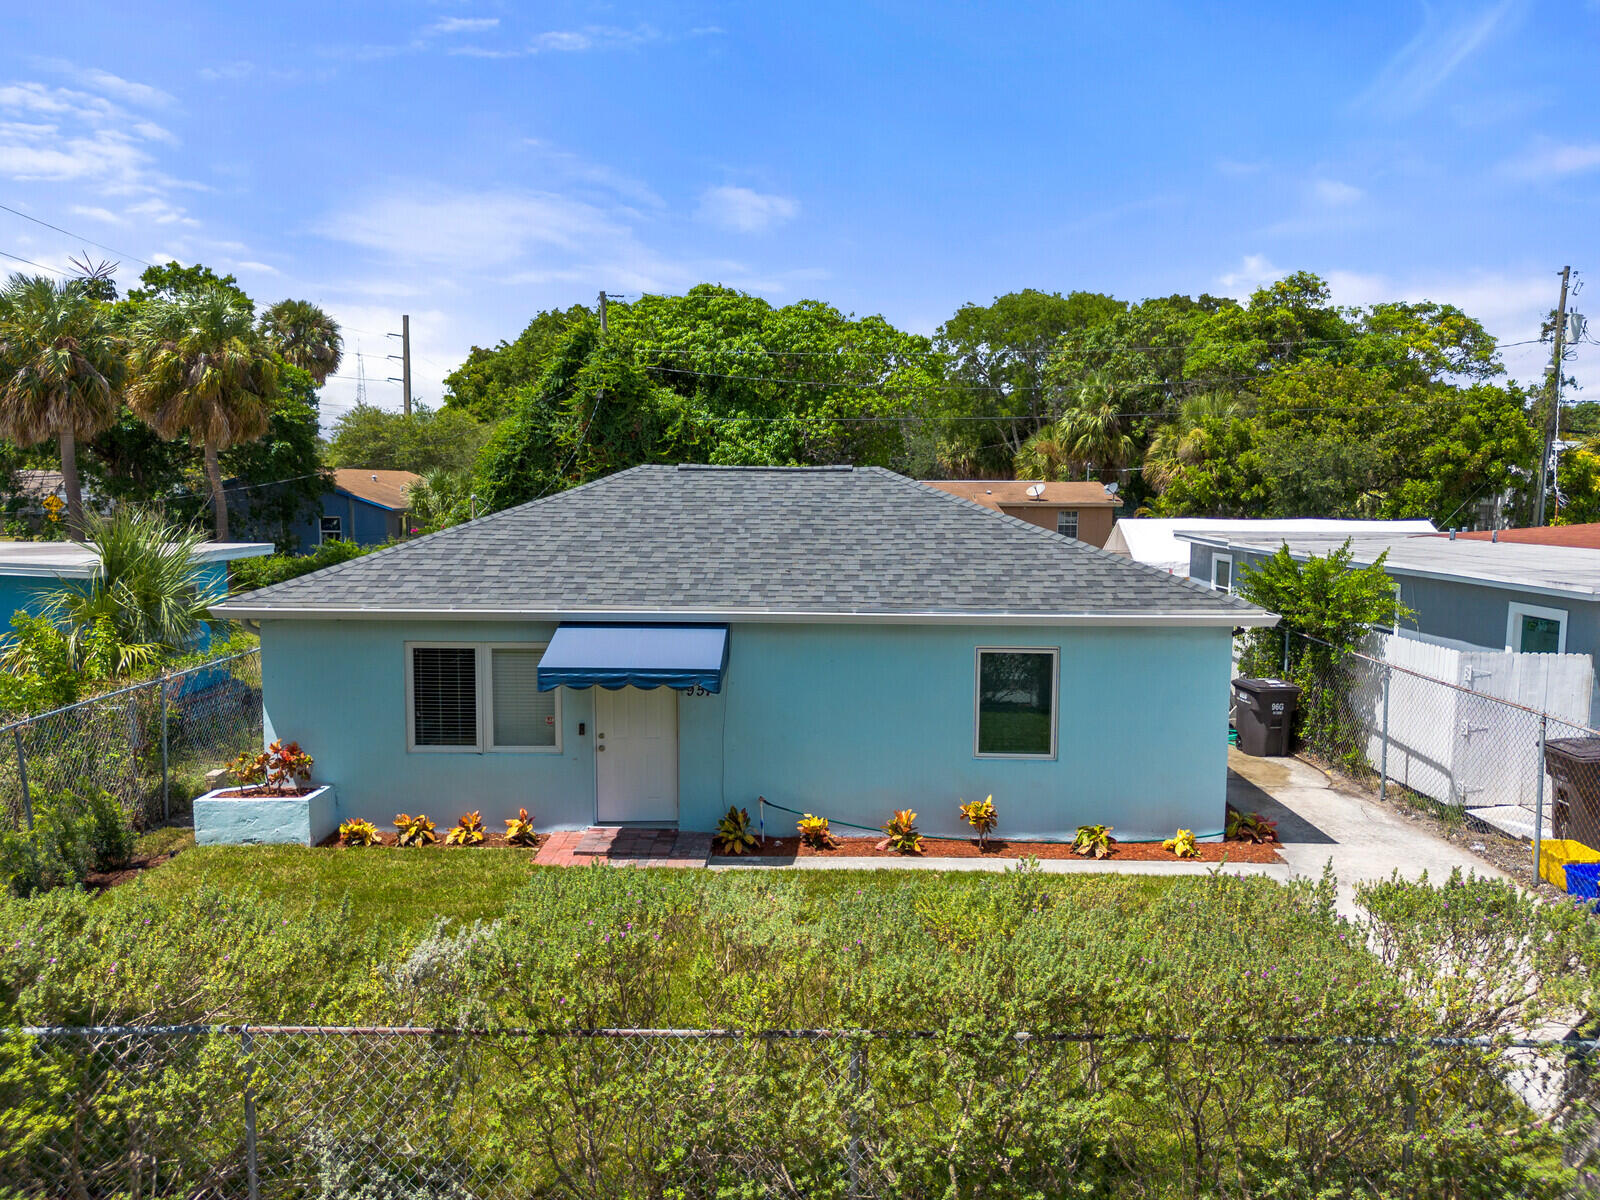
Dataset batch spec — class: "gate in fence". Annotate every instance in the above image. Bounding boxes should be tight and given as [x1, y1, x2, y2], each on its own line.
[1286, 630, 1600, 869]
[0, 648, 262, 831]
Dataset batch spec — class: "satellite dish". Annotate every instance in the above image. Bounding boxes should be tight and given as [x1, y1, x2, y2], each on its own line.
[1025, 483, 1046, 499]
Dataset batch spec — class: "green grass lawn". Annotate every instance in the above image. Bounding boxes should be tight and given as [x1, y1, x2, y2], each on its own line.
[121, 842, 1178, 933]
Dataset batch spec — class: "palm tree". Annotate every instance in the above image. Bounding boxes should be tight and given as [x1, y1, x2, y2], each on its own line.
[0, 274, 125, 536]
[44, 506, 221, 674]
[404, 468, 473, 534]
[1044, 374, 1132, 483]
[127, 286, 279, 541]
[1015, 425, 1074, 482]
[260, 298, 343, 385]
[1144, 394, 1240, 492]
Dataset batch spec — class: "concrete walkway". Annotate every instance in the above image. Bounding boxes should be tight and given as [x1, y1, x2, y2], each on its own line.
[1226, 747, 1511, 912]
[536, 754, 1510, 905]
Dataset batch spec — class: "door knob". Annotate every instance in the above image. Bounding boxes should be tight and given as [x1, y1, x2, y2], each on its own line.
[597, 745, 606, 751]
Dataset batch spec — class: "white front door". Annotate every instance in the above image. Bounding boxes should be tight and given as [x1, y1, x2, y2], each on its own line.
[595, 686, 679, 822]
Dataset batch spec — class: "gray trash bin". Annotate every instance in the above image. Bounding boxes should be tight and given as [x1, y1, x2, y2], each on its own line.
[1232, 677, 1301, 757]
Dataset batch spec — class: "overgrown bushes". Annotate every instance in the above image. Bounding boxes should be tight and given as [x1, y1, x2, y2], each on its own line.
[229, 537, 374, 593]
[0, 788, 135, 897]
[1, 866, 1598, 1194]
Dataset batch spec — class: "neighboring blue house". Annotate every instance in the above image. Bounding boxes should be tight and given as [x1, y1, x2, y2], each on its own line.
[0, 539, 274, 643]
[290, 469, 420, 549]
[215, 465, 1274, 839]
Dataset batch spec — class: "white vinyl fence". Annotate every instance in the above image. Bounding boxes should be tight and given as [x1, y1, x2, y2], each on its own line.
[1356, 633, 1594, 820]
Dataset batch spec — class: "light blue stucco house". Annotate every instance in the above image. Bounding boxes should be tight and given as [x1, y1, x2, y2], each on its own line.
[214, 465, 1274, 839]
[0, 539, 273, 644]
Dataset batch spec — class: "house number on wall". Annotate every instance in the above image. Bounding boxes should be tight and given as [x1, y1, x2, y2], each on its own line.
[683, 685, 714, 697]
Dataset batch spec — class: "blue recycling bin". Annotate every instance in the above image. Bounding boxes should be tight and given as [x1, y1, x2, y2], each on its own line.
[1566, 861, 1600, 902]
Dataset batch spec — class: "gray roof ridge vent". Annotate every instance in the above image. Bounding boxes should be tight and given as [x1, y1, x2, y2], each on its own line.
[674, 463, 854, 472]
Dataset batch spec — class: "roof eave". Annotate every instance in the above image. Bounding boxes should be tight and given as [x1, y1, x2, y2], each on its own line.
[211, 602, 1276, 628]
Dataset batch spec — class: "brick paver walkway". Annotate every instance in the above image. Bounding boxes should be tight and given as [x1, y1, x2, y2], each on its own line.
[533, 828, 710, 868]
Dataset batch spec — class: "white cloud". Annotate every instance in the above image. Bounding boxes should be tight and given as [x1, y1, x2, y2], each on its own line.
[1216, 253, 1283, 293]
[125, 197, 200, 226]
[696, 185, 798, 234]
[531, 25, 657, 53]
[1355, 0, 1524, 116]
[1311, 178, 1363, 206]
[199, 61, 256, 82]
[1502, 140, 1600, 180]
[0, 80, 183, 196]
[1326, 267, 1594, 393]
[428, 16, 499, 35]
[36, 60, 174, 109]
[69, 204, 125, 224]
[314, 188, 628, 269]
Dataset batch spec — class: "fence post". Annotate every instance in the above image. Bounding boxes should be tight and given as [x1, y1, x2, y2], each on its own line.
[1379, 662, 1392, 803]
[847, 1040, 866, 1200]
[159, 673, 170, 822]
[1282, 629, 1290, 676]
[1534, 714, 1547, 884]
[12, 725, 31, 830]
[241, 1026, 260, 1200]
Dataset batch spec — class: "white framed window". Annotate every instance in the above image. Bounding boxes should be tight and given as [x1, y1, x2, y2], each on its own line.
[1056, 510, 1079, 539]
[1211, 553, 1233, 594]
[406, 642, 561, 753]
[974, 647, 1058, 760]
[319, 515, 343, 543]
[1506, 602, 1568, 655]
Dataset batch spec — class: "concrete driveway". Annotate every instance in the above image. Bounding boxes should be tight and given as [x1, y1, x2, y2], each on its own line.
[1227, 746, 1511, 913]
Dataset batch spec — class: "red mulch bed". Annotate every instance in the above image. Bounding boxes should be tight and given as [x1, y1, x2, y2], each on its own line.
[738, 835, 1281, 863]
[207, 787, 319, 799]
[85, 848, 185, 890]
[314, 830, 546, 851]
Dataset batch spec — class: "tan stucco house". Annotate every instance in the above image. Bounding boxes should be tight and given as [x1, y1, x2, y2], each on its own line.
[920, 480, 1120, 547]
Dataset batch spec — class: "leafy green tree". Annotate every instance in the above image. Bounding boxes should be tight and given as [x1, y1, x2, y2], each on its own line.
[1238, 541, 1408, 766]
[125, 262, 249, 308]
[934, 289, 1124, 471]
[0, 275, 126, 536]
[260, 299, 343, 386]
[219, 363, 327, 547]
[1556, 443, 1600, 525]
[325, 402, 487, 474]
[127, 286, 279, 540]
[444, 304, 590, 421]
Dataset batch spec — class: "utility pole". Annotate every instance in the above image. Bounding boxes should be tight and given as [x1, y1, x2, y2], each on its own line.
[386, 314, 413, 417]
[1534, 267, 1572, 527]
[597, 291, 608, 335]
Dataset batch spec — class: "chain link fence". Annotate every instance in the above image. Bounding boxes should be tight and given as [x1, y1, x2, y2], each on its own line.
[1275, 630, 1600, 885]
[0, 649, 262, 832]
[4, 1023, 1597, 1198]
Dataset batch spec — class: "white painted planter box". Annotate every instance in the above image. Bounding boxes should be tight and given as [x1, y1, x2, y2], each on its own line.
[193, 784, 338, 847]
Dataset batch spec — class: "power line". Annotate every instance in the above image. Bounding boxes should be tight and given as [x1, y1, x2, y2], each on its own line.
[0, 247, 67, 276]
[0, 202, 154, 268]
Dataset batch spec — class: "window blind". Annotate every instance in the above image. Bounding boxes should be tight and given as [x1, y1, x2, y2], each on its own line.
[491, 648, 556, 747]
[412, 646, 478, 747]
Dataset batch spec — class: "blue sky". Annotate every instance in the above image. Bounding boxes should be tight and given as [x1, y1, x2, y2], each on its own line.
[0, 1, 1595, 423]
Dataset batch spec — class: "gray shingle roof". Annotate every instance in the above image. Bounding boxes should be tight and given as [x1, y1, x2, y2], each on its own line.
[215, 465, 1273, 624]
